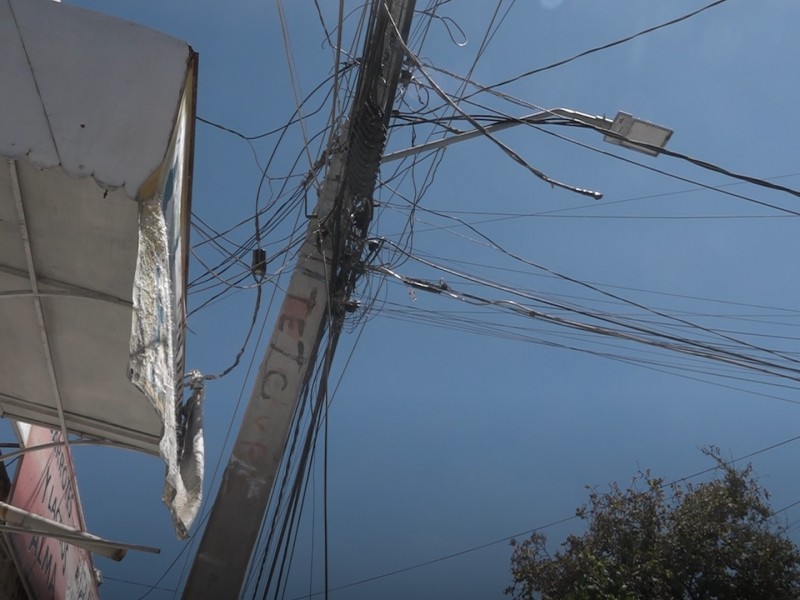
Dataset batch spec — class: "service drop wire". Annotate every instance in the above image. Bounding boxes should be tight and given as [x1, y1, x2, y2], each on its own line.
[416, 0, 732, 114]
[384, 15, 603, 200]
[193, 67, 352, 294]
[253, 66, 357, 249]
[430, 79, 800, 213]
[197, 279, 263, 382]
[188, 120, 330, 301]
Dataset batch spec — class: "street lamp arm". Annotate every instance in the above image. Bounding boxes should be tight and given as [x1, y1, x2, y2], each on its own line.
[381, 108, 612, 163]
[381, 108, 671, 163]
[544, 107, 615, 130]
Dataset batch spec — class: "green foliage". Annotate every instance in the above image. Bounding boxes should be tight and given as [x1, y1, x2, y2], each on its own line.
[506, 448, 800, 600]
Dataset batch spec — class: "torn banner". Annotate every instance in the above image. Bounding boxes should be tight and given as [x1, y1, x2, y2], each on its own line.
[130, 198, 203, 539]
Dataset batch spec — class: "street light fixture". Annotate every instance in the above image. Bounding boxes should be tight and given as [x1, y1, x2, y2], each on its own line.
[603, 111, 673, 157]
[381, 107, 673, 163]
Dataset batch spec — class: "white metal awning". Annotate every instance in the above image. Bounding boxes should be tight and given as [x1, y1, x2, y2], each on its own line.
[0, 161, 157, 448]
[0, 0, 201, 536]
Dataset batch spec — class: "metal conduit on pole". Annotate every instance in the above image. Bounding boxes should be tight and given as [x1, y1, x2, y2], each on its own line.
[181, 2, 416, 597]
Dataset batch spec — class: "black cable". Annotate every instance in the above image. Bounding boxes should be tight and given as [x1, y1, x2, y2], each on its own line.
[370, 249, 800, 383]
[774, 498, 800, 516]
[196, 116, 296, 142]
[103, 575, 176, 593]
[199, 285, 262, 382]
[250, 372, 319, 597]
[535, 123, 800, 217]
[196, 68, 352, 142]
[544, 115, 800, 202]
[376, 302, 800, 406]
[253, 330, 341, 599]
[188, 68, 351, 313]
[322, 363, 330, 600]
[375, 197, 800, 371]
[456, 0, 730, 96]
[436, 93, 800, 209]
[409, 267, 800, 381]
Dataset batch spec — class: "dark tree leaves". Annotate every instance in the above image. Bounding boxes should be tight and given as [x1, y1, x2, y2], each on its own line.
[506, 448, 800, 600]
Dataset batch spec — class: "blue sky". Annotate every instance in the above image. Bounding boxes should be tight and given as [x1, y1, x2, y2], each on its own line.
[11, 1, 800, 598]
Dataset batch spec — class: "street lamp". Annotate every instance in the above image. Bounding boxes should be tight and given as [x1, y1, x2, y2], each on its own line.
[381, 107, 673, 163]
[603, 111, 673, 157]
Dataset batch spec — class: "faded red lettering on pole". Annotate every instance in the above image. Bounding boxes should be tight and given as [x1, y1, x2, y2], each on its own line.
[224, 469, 249, 493]
[241, 441, 269, 463]
[262, 369, 288, 393]
[278, 290, 317, 339]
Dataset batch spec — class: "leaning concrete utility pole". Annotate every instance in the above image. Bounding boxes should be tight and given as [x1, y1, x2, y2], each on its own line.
[182, 2, 416, 597]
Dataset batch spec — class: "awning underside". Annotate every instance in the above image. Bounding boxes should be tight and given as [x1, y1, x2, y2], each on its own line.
[0, 159, 163, 453]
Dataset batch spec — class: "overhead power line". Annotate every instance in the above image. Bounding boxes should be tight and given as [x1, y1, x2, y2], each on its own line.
[387, 15, 604, 199]
[460, 0, 731, 94]
[529, 124, 800, 216]
[288, 431, 800, 599]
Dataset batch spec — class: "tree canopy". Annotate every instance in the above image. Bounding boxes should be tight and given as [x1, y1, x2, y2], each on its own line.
[506, 449, 800, 600]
